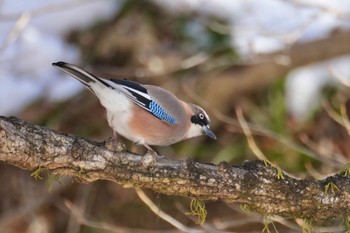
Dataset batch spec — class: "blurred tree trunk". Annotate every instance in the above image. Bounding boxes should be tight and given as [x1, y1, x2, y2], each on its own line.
[198, 30, 350, 112]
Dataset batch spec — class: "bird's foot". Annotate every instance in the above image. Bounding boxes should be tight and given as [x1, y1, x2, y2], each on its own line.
[143, 144, 164, 158]
[104, 137, 126, 152]
[141, 145, 165, 168]
[143, 144, 154, 151]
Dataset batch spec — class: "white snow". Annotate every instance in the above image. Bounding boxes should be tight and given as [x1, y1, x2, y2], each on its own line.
[0, 0, 119, 114]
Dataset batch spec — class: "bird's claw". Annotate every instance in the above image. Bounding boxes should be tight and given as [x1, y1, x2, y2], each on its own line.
[105, 137, 126, 152]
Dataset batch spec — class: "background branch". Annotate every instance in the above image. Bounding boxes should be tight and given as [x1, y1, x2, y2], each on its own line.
[199, 29, 350, 112]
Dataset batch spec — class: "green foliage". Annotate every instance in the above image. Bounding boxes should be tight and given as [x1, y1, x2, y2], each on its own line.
[31, 167, 43, 180]
[324, 181, 340, 195]
[240, 204, 251, 214]
[267, 78, 287, 134]
[345, 219, 350, 233]
[212, 142, 247, 164]
[262, 216, 278, 233]
[204, 20, 237, 59]
[250, 78, 287, 134]
[338, 162, 350, 177]
[31, 167, 61, 192]
[187, 198, 207, 225]
[263, 160, 285, 180]
[276, 167, 285, 180]
[78, 167, 85, 176]
[302, 219, 312, 233]
[47, 173, 61, 193]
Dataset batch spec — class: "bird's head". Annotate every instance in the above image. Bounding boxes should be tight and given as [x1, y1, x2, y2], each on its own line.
[186, 104, 216, 140]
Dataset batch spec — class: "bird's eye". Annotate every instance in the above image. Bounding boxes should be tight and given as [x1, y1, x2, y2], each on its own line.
[199, 113, 204, 120]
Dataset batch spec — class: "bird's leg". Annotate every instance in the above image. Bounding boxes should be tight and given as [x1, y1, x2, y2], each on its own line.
[144, 144, 153, 151]
[112, 130, 118, 140]
[142, 144, 164, 167]
[143, 144, 164, 158]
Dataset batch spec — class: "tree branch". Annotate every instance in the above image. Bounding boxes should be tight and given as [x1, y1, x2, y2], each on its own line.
[1, 116, 350, 220]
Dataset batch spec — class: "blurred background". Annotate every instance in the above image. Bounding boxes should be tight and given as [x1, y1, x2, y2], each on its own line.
[1, 0, 350, 232]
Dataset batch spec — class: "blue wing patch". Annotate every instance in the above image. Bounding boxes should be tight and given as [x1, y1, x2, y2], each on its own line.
[105, 78, 177, 124]
[149, 101, 177, 124]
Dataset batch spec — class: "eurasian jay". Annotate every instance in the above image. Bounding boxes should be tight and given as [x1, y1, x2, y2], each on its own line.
[53, 61, 216, 150]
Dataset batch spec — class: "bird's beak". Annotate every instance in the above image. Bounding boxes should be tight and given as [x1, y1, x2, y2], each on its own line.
[202, 125, 217, 140]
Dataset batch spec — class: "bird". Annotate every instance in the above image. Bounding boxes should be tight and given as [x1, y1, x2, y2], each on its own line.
[52, 61, 216, 150]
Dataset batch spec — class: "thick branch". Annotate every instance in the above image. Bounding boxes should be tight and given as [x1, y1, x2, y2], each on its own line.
[1, 116, 350, 220]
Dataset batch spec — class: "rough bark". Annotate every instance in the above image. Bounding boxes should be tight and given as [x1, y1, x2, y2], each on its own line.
[1, 116, 350, 220]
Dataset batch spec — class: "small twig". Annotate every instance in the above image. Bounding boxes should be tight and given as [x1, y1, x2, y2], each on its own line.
[323, 102, 350, 153]
[0, 179, 71, 229]
[299, 133, 347, 164]
[65, 185, 92, 233]
[0, 0, 97, 21]
[323, 100, 349, 127]
[213, 216, 262, 230]
[304, 162, 329, 180]
[328, 65, 350, 87]
[236, 107, 287, 180]
[236, 107, 267, 161]
[340, 104, 350, 136]
[135, 189, 202, 233]
[288, 0, 350, 20]
[65, 200, 172, 233]
[180, 52, 209, 70]
[174, 202, 229, 233]
[0, 12, 31, 51]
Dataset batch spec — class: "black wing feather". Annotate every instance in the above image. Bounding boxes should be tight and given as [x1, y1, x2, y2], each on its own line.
[109, 79, 151, 108]
[110, 79, 147, 94]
